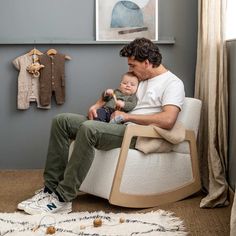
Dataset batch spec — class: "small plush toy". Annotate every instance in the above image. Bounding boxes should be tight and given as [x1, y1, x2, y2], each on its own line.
[26, 62, 45, 77]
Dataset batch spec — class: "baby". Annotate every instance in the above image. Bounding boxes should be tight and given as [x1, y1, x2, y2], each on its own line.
[95, 72, 139, 123]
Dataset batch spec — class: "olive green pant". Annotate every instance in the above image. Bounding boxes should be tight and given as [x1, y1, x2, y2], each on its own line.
[43, 113, 135, 202]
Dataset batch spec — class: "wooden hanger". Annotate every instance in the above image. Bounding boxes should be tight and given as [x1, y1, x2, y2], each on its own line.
[47, 48, 71, 60]
[28, 48, 43, 56]
[47, 48, 57, 55]
[65, 55, 72, 60]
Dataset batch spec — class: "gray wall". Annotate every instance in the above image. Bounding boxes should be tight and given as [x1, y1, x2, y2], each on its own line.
[227, 39, 236, 190]
[0, 0, 198, 169]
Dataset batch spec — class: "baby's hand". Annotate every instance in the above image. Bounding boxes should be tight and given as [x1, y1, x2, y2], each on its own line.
[105, 89, 114, 96]
[116, 100, 125, 109]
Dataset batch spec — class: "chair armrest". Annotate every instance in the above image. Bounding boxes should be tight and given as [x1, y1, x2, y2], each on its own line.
[121, 124, 196, 151]
[125, 124, 163, 138]
[120, 124, 162, 152]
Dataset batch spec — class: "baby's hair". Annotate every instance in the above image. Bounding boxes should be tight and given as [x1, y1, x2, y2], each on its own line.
[122, 72, 138, 79]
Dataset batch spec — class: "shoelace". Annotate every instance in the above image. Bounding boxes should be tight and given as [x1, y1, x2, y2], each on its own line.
[35, 192, 51, 204]
[34, 188, 44, 194]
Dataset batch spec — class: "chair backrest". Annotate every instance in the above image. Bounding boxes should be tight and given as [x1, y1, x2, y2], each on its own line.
[177, 97, 202, 137]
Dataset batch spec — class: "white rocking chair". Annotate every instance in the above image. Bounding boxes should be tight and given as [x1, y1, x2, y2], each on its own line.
[70, 97, 202, 208]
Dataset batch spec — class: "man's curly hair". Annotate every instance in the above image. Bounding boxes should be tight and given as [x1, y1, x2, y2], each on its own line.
[120, 38, 162, 67]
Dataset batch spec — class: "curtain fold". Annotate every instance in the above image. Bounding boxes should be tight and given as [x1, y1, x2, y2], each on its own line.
[194, 0, 229, 208]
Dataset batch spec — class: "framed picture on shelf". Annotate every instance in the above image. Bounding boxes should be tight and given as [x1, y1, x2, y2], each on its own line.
[96, 0, 158, 41]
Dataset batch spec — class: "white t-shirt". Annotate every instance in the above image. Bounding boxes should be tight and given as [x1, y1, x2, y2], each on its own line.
[129, 71, 185, 115]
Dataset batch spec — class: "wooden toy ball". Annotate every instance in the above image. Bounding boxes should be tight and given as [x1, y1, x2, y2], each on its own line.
[93, 218, 102, 227]
[46, 226, 56, 234]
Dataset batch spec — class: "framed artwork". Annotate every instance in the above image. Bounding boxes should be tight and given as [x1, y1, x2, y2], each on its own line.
[96, 0, 158, 41]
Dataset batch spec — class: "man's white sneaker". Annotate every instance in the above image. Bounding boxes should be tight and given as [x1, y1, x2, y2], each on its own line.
[24, 192, 72, 215]
[17, 188, 50, 211]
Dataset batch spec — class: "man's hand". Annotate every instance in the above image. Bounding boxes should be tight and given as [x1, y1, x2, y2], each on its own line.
[87, 96, 106, 120]
[88, 104, 98, 120]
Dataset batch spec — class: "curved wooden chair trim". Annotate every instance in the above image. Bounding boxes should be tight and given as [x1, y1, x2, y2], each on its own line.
[109, 124, 201, 208]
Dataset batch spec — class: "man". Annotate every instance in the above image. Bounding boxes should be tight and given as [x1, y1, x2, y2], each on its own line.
[18, 38, 185, 214]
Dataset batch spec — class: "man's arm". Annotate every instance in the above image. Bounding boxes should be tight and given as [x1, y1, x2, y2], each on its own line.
[111, 105, 180, 130]
[87, 97, 106, 120]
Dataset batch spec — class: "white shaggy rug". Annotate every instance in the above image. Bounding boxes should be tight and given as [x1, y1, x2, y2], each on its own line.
[0, 210, 187, 236]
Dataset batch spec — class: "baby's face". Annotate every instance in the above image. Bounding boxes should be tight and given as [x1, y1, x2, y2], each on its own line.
[119, 75, 139, 95]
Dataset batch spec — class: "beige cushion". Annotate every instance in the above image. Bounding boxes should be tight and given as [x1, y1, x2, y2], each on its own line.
[135, 121, 185, 154]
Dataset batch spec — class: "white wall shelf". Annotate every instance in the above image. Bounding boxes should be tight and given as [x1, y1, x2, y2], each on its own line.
[0, 38, 175, 45]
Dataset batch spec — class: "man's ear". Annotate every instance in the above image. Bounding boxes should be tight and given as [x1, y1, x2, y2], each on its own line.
[144, 59, 151, 68]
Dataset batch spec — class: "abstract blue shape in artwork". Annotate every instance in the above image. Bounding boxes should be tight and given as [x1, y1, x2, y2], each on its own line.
[111, 1, 144, 28]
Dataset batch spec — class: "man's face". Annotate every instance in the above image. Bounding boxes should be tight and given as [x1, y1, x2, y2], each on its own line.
[127, 57, 147, 81]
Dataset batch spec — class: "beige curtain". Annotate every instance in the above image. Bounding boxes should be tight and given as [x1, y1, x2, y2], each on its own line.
[194, 0, 229, 208]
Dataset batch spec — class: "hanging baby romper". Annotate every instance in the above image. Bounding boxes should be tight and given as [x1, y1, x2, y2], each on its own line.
[39, 53, 66, 106]
[12, 53, 50, 110]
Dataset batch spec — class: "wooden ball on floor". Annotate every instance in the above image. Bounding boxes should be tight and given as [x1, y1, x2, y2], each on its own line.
[46, 226, 56, 234]
[93, 218, 102, 227]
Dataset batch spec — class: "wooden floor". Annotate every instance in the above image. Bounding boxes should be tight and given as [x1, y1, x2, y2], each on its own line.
[0, 170, 232, 236]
